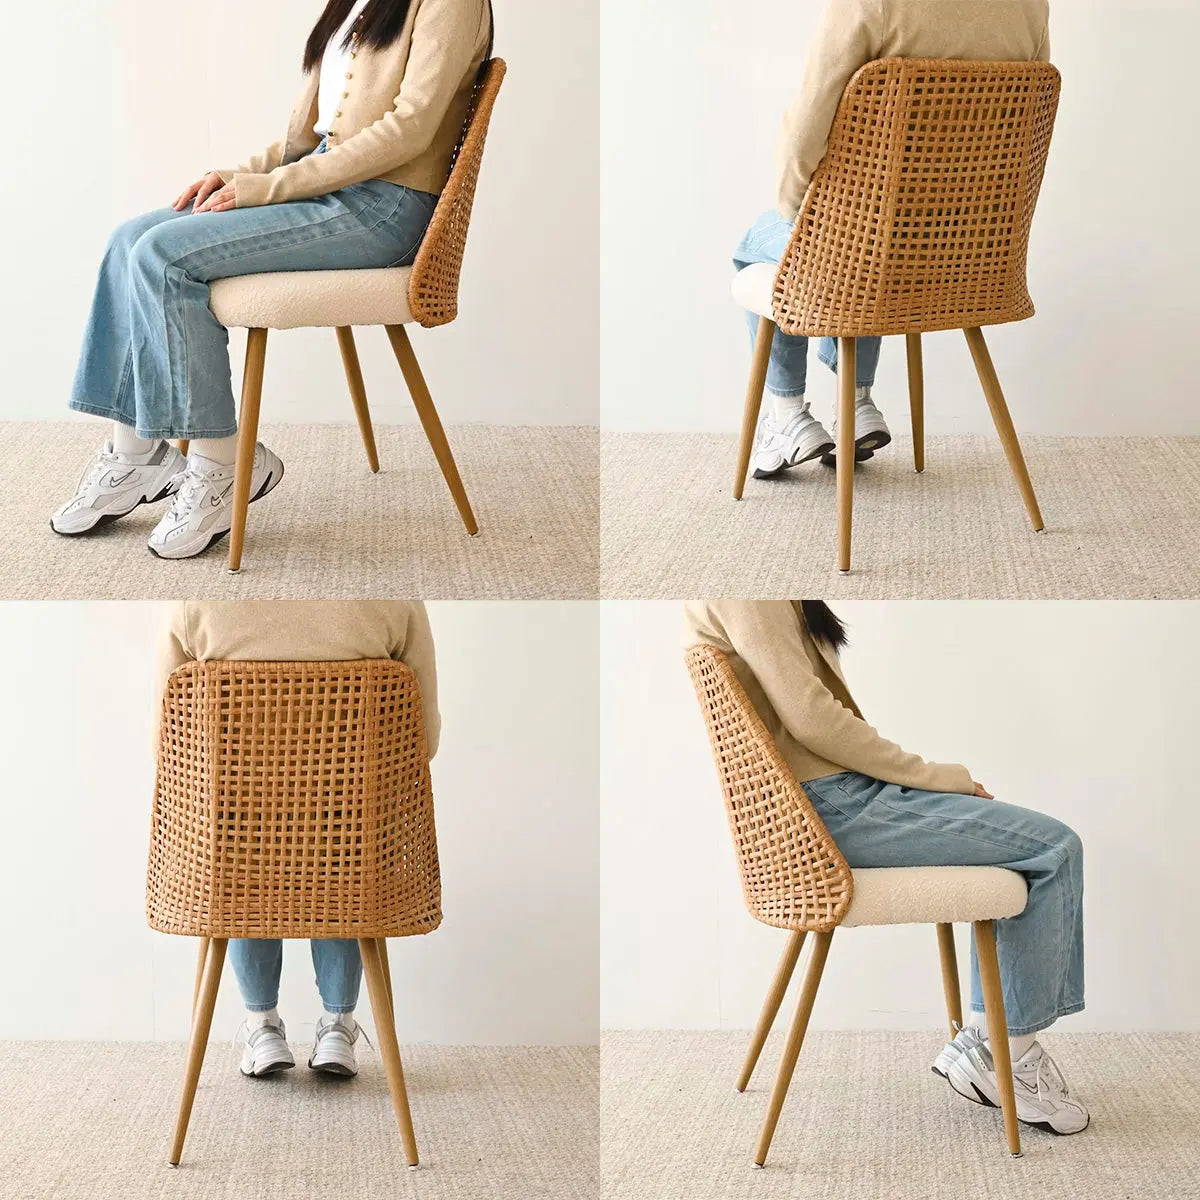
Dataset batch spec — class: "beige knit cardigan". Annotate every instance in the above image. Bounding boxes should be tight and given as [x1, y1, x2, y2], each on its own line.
[218, 0, 490, 208]
[683, 600, 974, 795]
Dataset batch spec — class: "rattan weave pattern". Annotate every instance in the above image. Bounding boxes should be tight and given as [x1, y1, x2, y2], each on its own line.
[685, 646, 853, 933]
[147, 660, 440, 940]
[773, 58, 1060, 339]
[407, 58, 507, 329]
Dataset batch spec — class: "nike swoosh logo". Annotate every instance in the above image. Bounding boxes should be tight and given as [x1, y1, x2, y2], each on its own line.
[1015, 1076, 1039, 1094]
[209, 484, 234, 507]
[108, 470, 136, 487]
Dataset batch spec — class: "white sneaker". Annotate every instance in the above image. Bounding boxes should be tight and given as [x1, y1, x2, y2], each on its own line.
[750, 407, 835, 479]
[309, 1014, 360, 1077]
[147, 444, 284, 560]
[240, 1018, 296, 1077]
[931, 1023, 986, 1080]
[51, 440, 185, 536]
[822, 398, 892, 466]
[946, 1038, 1090, 1135]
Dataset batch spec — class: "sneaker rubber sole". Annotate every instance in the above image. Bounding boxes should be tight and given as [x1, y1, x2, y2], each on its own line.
[944, 1056, 1091, 1135]
[751, 439, 834, 479]
[49, 479, 180, 537]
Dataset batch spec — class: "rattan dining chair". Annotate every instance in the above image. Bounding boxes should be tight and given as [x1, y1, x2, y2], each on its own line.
[685, 644, 1029, 1165]
[193, 59, 506, 574]
[731, 58, 1061, 573]
[147, 659, 441, 1168]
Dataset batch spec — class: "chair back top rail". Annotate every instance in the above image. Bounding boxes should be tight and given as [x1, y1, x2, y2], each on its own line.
[148, 658, 441, 940]
[685, 645, 854, 933]
[408, 57, 508, 328]
[773, 57, 1061, 339]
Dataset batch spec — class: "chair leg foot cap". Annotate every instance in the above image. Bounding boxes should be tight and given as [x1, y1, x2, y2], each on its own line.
[751, 1163, 765, 1170]
[838, 569, 851, 576]
[226, 568, 241, 575]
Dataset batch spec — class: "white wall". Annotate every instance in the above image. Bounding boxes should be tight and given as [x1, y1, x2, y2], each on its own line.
[0, 601, 599, 1045]
[601, 600, 1200, 1032]
[2, 1, 597, 428]
[601, 0, 1200, 435]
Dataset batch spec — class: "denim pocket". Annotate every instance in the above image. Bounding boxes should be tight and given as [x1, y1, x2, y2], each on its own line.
[803, 772, 866, 822]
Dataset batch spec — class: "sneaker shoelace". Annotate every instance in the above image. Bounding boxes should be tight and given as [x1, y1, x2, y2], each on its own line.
[166, 464, 220, 521]
[77, 449, 124, 494]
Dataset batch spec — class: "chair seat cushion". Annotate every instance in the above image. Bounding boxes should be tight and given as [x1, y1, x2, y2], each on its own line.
[210, 267, 415, 331]
[841, 866, 1027, 928]
[731, 263, 777, 321]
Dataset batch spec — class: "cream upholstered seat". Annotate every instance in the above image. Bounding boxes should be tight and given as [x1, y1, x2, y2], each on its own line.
[731, 58, 1061, 575]
[211, 267, 417, 330]
[686, 643, 1030, 1165]
[842, 866, 1027, 928]
[729, 262, 775, 323]
[202, 59, 506, 575]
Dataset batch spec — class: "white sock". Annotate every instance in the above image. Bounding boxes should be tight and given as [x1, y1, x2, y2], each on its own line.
[974, 1021, 1038, 1064]
[855, 385, 873, 403]
[325, 1009, 355, 1028]
[1008, 1032, 1037, 1061]
[188, 436, 238, 467]
[770, 392, 808, 422]
[111, 422, 158, 460]
[247, 1008, 280, 1030]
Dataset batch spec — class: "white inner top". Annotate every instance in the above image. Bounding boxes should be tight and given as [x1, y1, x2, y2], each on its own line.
[314, 0, 371, 138]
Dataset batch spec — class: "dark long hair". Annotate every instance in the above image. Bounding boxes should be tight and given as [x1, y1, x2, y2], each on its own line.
[303, 0, 414, 73]
[800, 601, 848, 651]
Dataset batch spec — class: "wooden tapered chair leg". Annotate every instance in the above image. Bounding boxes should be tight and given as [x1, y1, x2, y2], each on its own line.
[835, 338, 857, 574]
[169, 937, 227, 1166]
[191, 937, 211, 1017]
[335, 327, 380, 473]
[753, 930, 833, 1168]
[733, 316, 776, 501]
[935, 923, 963, 1038]
[227, 328, 269, 573]
[177, 440, 190, 458]
[384, 324, 478, 536]
[737, 931, 805, 1092]
[360, 937, 419, 1166]
[379, 937, 394, 1011]
[973, 920, 1022, 1158]
[962, 327, 1044, 531]
[906, 333, 924, 473]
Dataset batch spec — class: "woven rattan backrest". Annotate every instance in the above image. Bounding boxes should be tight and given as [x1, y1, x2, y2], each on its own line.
[686, 645, 853, 933]
[148, 660, 441, 940]
[407, 58, 507, 328]
[773, 58, 1060, 339]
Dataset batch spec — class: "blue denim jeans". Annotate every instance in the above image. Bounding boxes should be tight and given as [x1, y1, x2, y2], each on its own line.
[803, 773, 1085, 1036]
[69, 150, 437, 438]
[229, 938, 362, 1014]
[734, 210, 882, 397]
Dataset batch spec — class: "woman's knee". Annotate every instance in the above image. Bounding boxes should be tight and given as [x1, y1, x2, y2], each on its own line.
[109, 208, 173, 254]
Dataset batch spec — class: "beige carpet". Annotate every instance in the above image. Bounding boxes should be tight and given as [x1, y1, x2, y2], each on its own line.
[601, 433, 1200, 598]
[601, 1030, 1200, 1200]
[0, 1041, 597, 1200]
[4, 422, 598, 600]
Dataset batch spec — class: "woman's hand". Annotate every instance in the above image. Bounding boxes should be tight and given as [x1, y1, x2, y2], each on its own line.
[173, 172, 230, 213]
[193, 182, 237, 214]
[974, 781, 995, 800]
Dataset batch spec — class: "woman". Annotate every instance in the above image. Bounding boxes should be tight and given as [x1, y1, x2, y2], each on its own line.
[683, 599, 1088, 1135]
[54, 0, 492, 559]
[736, 0, 1050, 480]
[159, 600, 440, 1077]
